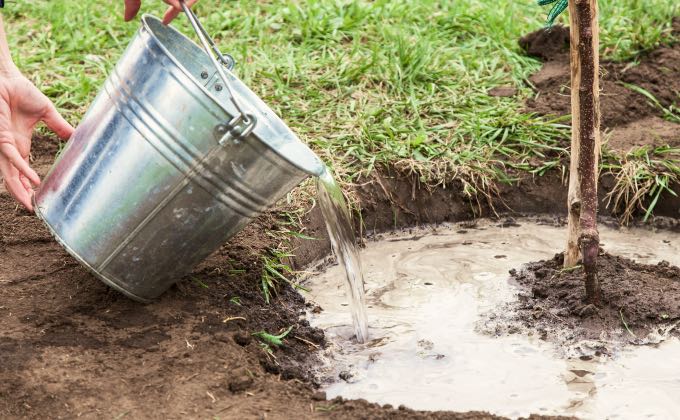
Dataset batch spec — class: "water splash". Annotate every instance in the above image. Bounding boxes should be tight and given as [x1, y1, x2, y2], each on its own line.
[316, 167, 369, 343]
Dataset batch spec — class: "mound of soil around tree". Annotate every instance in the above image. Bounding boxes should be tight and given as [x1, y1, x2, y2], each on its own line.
[520, 19, 680, 153]
[482, 251, 680, 355]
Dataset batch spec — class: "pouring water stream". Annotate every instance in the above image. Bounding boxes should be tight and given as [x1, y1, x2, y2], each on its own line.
[316, 166, 369, 343]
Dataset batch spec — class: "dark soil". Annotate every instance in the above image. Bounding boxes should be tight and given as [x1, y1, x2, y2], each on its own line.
[481, 251, 680, 356]
[520, 20, 680, 153]
[1, 136, 580, 419]
[0, 158, 328, 418]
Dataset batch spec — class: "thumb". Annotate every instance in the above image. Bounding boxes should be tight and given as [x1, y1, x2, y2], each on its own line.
[162, 0, 198, 25]
[124, 0, 142, 22]
[42, 102, 74, 140]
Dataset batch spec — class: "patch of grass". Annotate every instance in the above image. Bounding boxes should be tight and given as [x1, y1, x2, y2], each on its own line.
[258, 198, 318, 304]
[252, 326, 294, 359]
[272, 203, 319, 241]
[604, 145, 680, 224]
[598, 0, 679, 60]
[598, 85, 680, 224]
[5, 1, 678, 220]
[8, 1, 677, 173]
[260, 253, 290, 304]
[260, 250, 309, 304]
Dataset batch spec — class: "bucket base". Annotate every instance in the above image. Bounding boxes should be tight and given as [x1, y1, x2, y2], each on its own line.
[34, 202, 153, 304]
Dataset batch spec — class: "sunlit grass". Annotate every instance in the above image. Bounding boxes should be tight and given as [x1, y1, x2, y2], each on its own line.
[4, 0, 678, 207]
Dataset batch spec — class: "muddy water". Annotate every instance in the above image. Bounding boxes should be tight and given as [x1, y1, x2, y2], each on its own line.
[316, 167, 369, 343]
[304, 218, 680, 419]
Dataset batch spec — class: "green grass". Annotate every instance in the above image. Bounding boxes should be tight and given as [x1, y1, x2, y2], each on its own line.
[603, 145, 680, 224]
[252, 325, 294, 347]
[260, 252, 295, 303]
[260, 230, 311, 303]
[4, 0, 679, 216]
[252, 325, 294, 359]
[601, 83, 680, 223]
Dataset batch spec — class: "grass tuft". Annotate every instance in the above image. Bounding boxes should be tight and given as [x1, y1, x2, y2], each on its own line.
[604, 146, 680, 224]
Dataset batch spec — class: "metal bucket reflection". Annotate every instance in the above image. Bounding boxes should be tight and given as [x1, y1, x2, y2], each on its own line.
[34, 14, 324, 302]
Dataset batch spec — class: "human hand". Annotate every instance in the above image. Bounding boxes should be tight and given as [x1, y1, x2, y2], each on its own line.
[0, 70, 74, 211]
[124, 0, 199, 25]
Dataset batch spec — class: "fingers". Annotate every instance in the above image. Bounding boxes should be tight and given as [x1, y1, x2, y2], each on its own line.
[0, 142, 40, 187]
[42, 102, 74, 140]
[124, 0, 197, 25]
[162, 0, 198, 25]
[1, 167, 33, 211]
[0, 143, 38, 211]
[19, 156, 32, 190]
[162, 5, 180, 25]
[19, 172, 31, 191]
[124, 0, 142, 21]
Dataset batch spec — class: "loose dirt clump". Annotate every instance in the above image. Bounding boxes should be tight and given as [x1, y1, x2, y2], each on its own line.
[521, 19, 680, 153]
[481, 251, 680, 356]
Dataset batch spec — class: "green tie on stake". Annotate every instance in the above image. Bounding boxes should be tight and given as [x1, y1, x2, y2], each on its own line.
[538, 0, 569, 26]
[535, 0, 603, 305]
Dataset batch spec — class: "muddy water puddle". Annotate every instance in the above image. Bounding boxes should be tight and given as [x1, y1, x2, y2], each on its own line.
[303, 218, 680, 419]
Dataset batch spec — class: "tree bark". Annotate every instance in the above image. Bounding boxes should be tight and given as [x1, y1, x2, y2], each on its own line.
[565, 0, 601, 304]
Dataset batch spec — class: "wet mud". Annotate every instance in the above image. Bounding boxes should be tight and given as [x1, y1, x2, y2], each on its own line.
[305, 219, 680, 419]
[490, 251, 680, 351]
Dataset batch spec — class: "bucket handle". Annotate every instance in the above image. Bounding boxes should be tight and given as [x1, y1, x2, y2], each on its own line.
[180, 0, 257, 140]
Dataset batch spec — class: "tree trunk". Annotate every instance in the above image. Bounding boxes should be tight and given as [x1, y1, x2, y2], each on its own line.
[564, 0, 601, 304]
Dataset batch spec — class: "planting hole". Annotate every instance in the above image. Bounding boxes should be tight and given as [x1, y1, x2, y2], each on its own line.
[304, 218, 680, 419]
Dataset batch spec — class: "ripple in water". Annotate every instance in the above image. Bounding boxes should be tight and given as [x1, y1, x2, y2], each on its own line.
[304, 218, 680, 419]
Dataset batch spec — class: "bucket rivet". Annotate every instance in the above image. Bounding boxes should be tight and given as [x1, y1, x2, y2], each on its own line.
[215, 84, 223, 92]
[200, 70, 209, 79]
[214, 123, 228, 138]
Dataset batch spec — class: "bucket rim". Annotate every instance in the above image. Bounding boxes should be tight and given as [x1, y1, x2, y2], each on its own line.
[139, 14, 325, 177]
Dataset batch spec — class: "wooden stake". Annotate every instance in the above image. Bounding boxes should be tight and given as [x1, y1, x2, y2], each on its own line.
[564, 0, 601, 304]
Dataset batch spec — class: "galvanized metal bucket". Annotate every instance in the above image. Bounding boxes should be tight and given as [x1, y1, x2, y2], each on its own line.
[34, 6, 324, 302]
